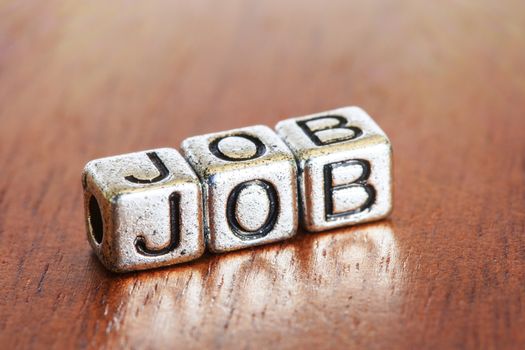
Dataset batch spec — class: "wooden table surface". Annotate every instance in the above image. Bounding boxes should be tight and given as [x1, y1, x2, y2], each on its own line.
[1, 1, 524, 349]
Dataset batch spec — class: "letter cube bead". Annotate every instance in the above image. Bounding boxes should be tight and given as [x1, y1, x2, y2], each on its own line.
[275, 106, 393, 231]
[82, 148, 204, 272]
[181, 125, 298, 253]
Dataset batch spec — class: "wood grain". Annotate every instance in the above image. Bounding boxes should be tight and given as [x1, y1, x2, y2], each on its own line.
[1, 0, 525, 349]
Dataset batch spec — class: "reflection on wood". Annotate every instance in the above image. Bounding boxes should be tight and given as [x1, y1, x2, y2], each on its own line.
[97, 223, 399, 349]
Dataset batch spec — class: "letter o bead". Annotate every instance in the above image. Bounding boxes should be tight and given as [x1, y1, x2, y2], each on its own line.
[82, 148, 204, 272]
[181, 125, 299, 253]
[276, 106, 393, 231]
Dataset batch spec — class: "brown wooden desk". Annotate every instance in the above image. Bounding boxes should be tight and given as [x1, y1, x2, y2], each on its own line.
[1, 1, 524, 349]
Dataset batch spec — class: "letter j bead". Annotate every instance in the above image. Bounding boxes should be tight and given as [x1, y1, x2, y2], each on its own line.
[82, 148, 205, 272]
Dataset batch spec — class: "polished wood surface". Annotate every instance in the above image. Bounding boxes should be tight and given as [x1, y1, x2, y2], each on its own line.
[1, 1, 525, 349]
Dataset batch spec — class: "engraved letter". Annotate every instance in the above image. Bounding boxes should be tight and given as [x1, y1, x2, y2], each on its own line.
[324, 159, 376, 220]
[125, 152, 169, 184]
[296, 115, 362, 146]
[209, 133, 266, 161]
[226, 180, 279, 240]
[135, 192, 180, 256]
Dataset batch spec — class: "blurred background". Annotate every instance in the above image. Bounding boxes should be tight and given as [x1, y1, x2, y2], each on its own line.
[3, 0, 523, 156]
[1, 1, 524, 349]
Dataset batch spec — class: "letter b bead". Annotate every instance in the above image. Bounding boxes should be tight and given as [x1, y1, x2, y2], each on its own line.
[276, 106, 393, 231]
[181, 125, 298, 253]
[82, 148, 204, 272]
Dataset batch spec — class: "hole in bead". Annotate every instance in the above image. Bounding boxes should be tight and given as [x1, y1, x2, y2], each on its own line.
[88, 195, 104, 244]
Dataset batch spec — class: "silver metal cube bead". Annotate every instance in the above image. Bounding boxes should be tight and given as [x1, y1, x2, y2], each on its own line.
[181, 125, 299, 253]
[82, 148, 205, 272]
[275, 106, 393, 232]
